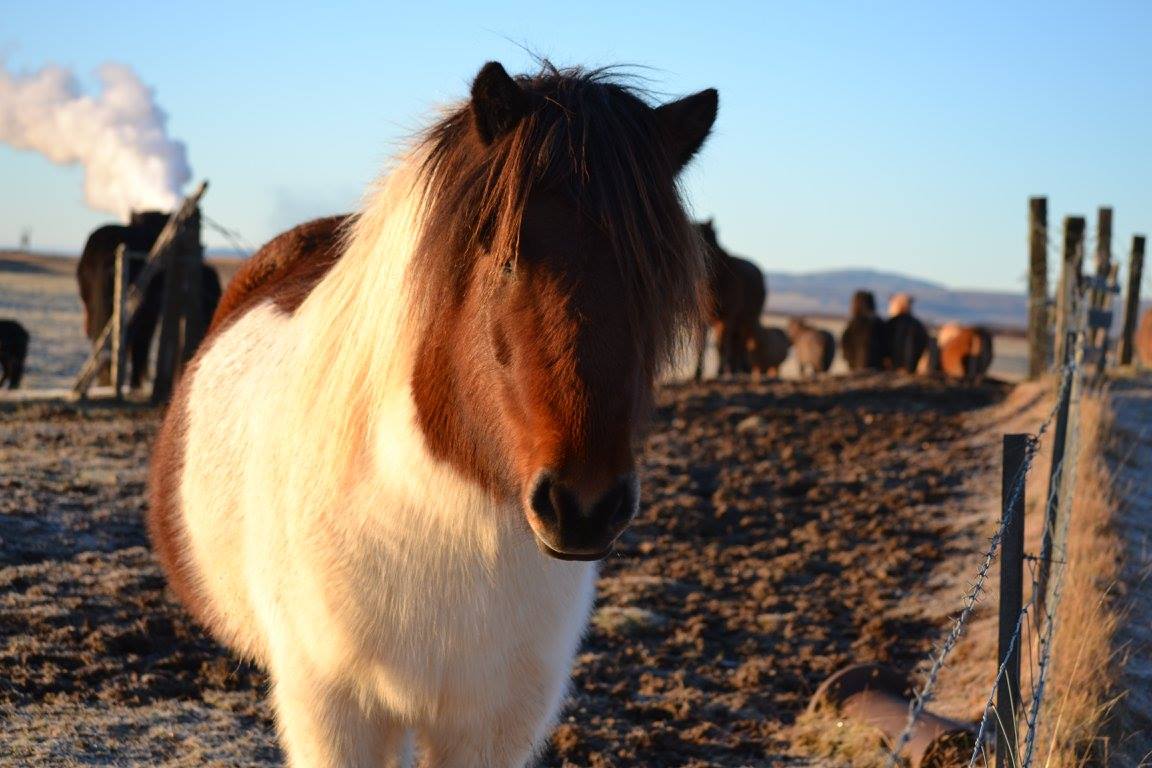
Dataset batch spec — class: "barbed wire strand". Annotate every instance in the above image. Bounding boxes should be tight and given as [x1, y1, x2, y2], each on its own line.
[202, 215, 257, 257]
[884, 292, 1089, 767]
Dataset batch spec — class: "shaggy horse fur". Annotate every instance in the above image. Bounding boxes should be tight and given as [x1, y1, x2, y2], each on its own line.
[148, 62, 717, 768]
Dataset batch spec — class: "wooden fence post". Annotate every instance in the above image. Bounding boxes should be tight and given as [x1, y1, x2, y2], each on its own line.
[1027, 197, 1048, 379]
[152, 207, 203, 404]
[110, 245, 129, 399]
[182, 209, 206, 366]
[1119, 235, 1146, 366]
[1094, 207, 1112, 279]
[997, 434, 1028, 768]
[1054, 217, 1086, 367]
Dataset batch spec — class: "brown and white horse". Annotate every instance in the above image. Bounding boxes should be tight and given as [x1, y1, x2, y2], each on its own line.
[148, 62, 717, 767]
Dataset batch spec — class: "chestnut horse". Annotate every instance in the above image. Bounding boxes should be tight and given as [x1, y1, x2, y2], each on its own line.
[935, 323, 994, 381]
[148, 62, 716, 767]
[693, 219, 767, 378]
[1137, 307, 1152, 367]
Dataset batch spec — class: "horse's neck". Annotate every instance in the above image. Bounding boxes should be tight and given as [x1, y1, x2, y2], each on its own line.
[275, 157, 501, 524]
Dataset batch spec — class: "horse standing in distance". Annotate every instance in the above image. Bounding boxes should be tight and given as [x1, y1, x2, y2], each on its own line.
[77, 211, 223, 389]
[883, 292, 929, 373]
[934, 322, 994, 381]
[0, 319, 29, 389]
[745, 323, 790, 379]
[788, 317, 835, 376]
[148, 62, 718, 768]
[841, 289, 887, 371]
[694, 219, 766, 378]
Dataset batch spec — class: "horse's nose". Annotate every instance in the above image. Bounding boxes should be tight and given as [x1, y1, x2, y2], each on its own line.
[527, 471, 638, 561]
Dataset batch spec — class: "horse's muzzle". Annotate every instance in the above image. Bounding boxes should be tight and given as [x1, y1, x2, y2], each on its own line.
[526, 471, 638, 561]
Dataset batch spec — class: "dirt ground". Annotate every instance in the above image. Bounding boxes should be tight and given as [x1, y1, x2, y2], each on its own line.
[0, 373, 1009, 767]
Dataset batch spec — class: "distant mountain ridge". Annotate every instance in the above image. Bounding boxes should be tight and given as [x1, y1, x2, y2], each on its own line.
[763, 268, 1028, 331]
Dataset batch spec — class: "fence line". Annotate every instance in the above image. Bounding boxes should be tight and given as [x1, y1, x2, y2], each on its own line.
[883, 271, 1103, 766]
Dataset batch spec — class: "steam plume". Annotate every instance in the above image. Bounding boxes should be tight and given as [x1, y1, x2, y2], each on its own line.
[0, 61, 191, 218]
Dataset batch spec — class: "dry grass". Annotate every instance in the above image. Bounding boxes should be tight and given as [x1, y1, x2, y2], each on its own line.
[1024, 393, 1125, 767]
[790, 703, 893, 768]
[787, 379, 1149, 768]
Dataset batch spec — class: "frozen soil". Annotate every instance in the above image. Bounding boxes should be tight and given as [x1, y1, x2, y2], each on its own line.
[0, 374, 1007, 767]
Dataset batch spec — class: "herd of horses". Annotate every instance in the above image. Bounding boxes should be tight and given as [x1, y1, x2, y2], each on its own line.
[695, 222, 998, 382]
[2, 60, 1151, 768]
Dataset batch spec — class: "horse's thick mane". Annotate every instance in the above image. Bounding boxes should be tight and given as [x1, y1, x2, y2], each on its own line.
[413, 64, 706, 366]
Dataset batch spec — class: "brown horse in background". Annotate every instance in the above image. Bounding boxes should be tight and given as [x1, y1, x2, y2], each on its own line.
[841, 289, 886, 371]
[788, 317, 835, 376]
[0, 319, 29, 389]
[77, 211, 223, 388]
[1137, 308, 1152, 367]
[883, 292, 929, 373]
[745, 324, 789, 379]
[694, 219, 766, 378]
[935, 323, 994, 381]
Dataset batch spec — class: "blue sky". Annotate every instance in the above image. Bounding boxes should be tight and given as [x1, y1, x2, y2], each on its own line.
[2, 0, 1150, 292]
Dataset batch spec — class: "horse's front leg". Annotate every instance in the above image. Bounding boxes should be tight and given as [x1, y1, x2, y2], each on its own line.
[419, 667, 563, 768]
[271, 657, 410, 768]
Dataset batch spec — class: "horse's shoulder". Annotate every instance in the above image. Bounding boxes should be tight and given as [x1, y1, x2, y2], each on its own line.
[209, 214, 352, 335]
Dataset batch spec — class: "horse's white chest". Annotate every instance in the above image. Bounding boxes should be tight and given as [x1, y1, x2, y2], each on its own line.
[316, 503, 596, 718]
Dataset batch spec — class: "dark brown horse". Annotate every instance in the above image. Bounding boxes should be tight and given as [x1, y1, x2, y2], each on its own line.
[694, 219, 767, 378]
[147, 62, 717, 765]
[0, 319, 29, 389]
[77, 211, 222, 388]
[883, 292, 929, 373]
[841, 289, 886, 371]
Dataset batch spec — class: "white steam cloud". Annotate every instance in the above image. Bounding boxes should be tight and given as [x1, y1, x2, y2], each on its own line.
[0, 61, 191, 219]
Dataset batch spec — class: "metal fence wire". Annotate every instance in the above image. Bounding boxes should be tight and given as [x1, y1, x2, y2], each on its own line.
[883, 290, 1096, 768]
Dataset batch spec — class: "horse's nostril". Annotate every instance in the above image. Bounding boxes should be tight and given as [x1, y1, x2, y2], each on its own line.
[602, 477, 636, 529]
[530, 472, 558, 526]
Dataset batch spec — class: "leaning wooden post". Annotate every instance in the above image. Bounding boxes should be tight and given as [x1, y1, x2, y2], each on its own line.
[997, 434, 1028, 768]
[110, 244, 130, 399]
[1027, 197, 1049, 379]
[1054, 216, 1086, 367]
[1119, 235, 1146, 366]
[153, 216, 191, 404]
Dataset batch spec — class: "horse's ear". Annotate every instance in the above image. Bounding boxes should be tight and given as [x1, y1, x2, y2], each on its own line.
[655, 88, 718, 171]
[471, 62, 529, 145]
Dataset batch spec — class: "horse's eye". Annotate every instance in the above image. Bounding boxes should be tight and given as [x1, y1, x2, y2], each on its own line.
[501, 258, 515, 277]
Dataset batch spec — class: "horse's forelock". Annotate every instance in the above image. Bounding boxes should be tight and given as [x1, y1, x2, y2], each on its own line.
[412, 65, 707, 366]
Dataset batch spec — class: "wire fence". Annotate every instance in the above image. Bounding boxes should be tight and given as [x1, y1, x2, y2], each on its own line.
[883, 283, 1103, 768]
